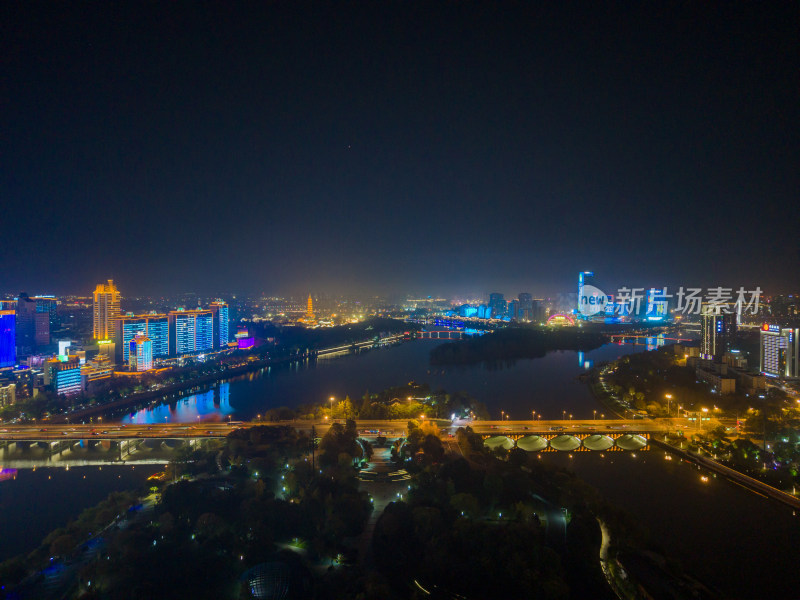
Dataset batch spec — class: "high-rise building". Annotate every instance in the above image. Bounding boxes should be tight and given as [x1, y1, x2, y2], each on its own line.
[578, 272, 594, 301]
[112, 314, 169, 364]
[508, 300, 520, 320]
[169, 309, 214, 356]
[518, 293, 533, 320]
[488, 293, 506, 318]
[760, 324, 799, 378]
[209, 301, 229, 348]
[532, 299, 546, 323]
[50, 358, 82, 398]
[33, 296, 59, 337]
[14, 293, 37, 357]
[34, 311, 49, 347]
[700, 303, 738, 359]
[0, 310, 16, 368]
[93, 280, 121, 340]
[129, 333, 153, 371]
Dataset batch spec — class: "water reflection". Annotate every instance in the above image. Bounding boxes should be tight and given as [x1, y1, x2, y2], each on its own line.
[123, 342, 645, 424]
[122, 382, 234, 424]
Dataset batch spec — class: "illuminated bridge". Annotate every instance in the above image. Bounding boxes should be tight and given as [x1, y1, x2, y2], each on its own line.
[416, 330, 471, 339]
[481, 430, 650, 452]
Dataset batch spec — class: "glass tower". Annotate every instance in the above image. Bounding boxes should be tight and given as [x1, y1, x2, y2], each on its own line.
[0, 310, 16, 368]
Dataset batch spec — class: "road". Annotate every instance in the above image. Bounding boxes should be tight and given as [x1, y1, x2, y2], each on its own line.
[0, 417, 715, 442]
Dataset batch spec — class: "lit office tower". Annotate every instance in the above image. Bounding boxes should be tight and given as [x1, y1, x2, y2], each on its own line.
[14, 293, 36, 357]
[169, 309, 214, 356]
[518, 293, 533, 320]
[112, 313, 169, 364]
[700, 303, 738, 359]
[488, 293, 507, 318]
[578, 271, 594, 299]
[507, 300, 520, 320]
[33, 296, 59, 335]
[52, 358, 82, 398]
[0, 310, 15, 368]
[209, 301, 229, 349]
[93, 280, 121, 340]
[760, 324, 799, 378]
[129, 333, 153, 371]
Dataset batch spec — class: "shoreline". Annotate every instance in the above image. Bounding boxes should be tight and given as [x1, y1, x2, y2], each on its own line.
[51, 337, 410, 424]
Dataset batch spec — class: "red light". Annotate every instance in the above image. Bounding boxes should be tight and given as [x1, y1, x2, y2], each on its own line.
[762, 323, 769, 331]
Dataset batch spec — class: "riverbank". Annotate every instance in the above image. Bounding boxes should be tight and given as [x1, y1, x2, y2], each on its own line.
[651, 438, 800, 511]
[51, 336, 408, 424]
[585, 365, 629, 420]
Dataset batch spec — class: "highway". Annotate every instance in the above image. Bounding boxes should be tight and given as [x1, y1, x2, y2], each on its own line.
[0, 417, 712, 441]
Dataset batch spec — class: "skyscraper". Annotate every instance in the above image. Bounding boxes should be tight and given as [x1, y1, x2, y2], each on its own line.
[760, 324, 799, 378]
[518, 293, 533, 320]
[209, 301, 229, 348]
[33, 296, 59, 335]
[507, 300, 520, 320]
[93, 280, 121, 340]
[14, 293, 36, 357]
[0, 310, 16, 368]
[488, 293, 506, 318]
[700, 303, 738, 359]
[129, 333, 153, 371]
[112, 313, 169, 364]
[169, 309, 214, 355]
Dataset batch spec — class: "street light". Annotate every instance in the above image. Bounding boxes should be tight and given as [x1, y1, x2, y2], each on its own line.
[329, 396, 335, 420]
[593, 410, 597, 420]
[665, 394, 672, 417]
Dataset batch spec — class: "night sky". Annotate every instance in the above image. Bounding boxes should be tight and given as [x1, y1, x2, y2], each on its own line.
[2, 3, 798, 297]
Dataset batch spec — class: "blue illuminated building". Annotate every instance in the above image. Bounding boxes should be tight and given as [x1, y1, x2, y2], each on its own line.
[210, 301, 229, 348]
[458, 304, 478, 318]
[0, 310, 16, 368]
[53, 359, 82, 398]
[169, 309, 214, 355]
[113, 314, 169, 364]
[488, 293, 506, 318]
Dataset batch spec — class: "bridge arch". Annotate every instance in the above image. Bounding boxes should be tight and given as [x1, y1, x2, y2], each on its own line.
[582, 435, 615, 451]
[549, 435, 581, 451]
[614, 434, 648, 451]
[516, 435, 549, 452]
[484, 436, 514, 451]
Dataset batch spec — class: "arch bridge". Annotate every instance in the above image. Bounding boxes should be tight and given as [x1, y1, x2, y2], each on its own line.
[481, 431, 650, 452]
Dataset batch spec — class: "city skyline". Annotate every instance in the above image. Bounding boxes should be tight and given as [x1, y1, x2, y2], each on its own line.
[3, 3, 798, 296]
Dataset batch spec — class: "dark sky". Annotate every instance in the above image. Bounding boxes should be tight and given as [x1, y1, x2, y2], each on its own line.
[2, 2, 798, 298]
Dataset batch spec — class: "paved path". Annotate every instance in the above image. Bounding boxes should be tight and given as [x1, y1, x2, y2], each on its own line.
[354, 439, 410, 566]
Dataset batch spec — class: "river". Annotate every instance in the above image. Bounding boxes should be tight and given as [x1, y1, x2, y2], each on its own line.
[2, 339, 798, 597]
[120, 340, 644, 423]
